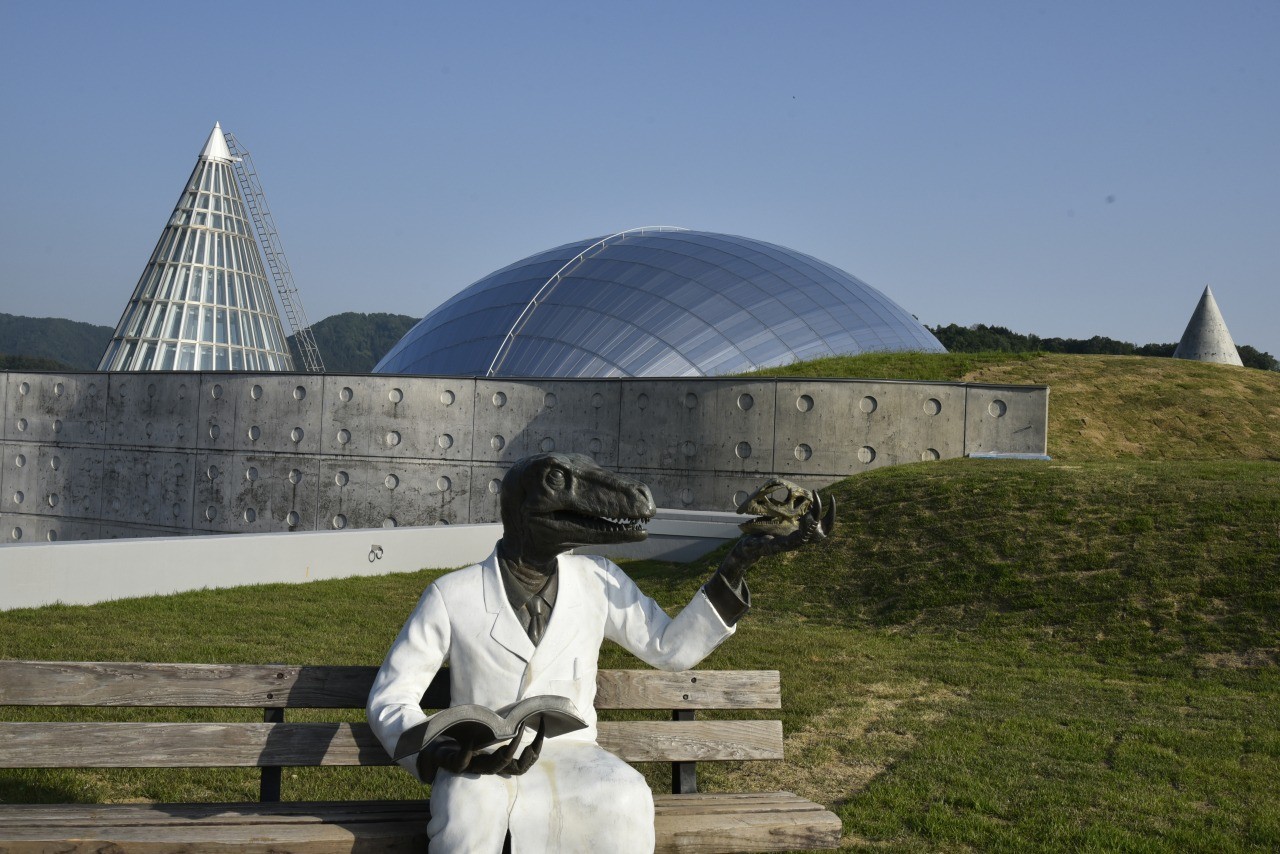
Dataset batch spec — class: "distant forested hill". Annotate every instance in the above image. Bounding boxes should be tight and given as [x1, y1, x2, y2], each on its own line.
[0, 313, 113, 370]
[928, 323, 1279, 371]
[286, 312, 418, 374]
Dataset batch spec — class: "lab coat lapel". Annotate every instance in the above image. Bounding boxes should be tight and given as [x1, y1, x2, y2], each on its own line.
[528, 555, 584, 672]
[482, 550, 536, 663]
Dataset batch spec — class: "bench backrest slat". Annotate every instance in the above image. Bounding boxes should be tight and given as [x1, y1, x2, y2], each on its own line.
[0, 662, 780, 711]
[0, 720, 784, 768]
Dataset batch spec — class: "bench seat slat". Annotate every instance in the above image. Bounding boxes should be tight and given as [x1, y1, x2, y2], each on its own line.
[0, 720, 784, 767]
[0, 662, 780, 710]
[0, 794, 841, 853]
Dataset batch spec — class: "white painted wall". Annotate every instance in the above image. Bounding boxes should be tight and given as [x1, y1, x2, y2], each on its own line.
[0, 510, 740, 610]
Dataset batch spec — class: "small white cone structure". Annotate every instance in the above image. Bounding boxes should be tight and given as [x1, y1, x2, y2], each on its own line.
[1172, 286, 1243, 366]
[98, 123, 296, 372]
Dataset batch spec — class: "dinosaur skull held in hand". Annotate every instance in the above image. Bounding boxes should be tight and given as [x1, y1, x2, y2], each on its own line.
[735, 479, 817, 536]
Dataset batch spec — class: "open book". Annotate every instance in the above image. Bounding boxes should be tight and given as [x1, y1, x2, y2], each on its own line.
[392, 694, 589, 761]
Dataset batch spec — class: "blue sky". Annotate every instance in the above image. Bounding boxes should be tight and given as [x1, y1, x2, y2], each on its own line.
[2, 1, 1277, 358]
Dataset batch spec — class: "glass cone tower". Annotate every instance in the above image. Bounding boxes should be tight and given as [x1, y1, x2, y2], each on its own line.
[98, 124, 296, 372]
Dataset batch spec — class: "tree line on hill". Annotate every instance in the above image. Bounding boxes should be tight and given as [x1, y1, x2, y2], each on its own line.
[927, 323, 1279, 371]
[2, 310, 1274, 373]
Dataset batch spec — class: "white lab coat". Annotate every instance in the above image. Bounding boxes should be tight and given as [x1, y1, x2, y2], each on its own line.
[367, 548, 736, 853]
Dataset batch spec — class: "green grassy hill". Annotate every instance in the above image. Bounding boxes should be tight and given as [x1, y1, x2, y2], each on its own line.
[2, 352, 1278, 851]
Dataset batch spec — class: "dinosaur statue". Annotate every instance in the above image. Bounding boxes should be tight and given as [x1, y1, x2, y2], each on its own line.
[367, 452, 833, 853]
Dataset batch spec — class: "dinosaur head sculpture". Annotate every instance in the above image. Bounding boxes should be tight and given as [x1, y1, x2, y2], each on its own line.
[500, 453, 656, 566]
[736, 478, 818, 536]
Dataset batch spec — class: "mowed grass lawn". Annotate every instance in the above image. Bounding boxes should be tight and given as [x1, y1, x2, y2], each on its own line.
[2, 353, 1280, 850]
[3, 454, 1278, 853]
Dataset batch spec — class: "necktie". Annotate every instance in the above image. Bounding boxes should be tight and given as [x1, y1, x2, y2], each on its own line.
[526, 595, 549, 645]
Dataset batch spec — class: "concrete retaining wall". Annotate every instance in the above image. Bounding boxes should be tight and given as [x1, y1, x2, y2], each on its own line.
[0, 370, 1048, 544]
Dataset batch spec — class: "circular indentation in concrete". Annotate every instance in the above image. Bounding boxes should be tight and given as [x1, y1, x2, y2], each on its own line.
[383, 430, 400, 447]
[14, 454, 25, 467]
[922, 448, 941, 461]
[859, 396, 877, 414]
[491, 435, 505, 451]
[175, 423, 186, 440]
[18, 382, 29, 395]
[13, 491, 24, 505]
[492, 391, 507, 407]
[205, 505, 218, 521]
[684, 392, 698, 409]
[797, 394, 814, 412]
[209, 424, 221, 440]
[206, 465, 219, 481]
[924, 398, 941, 416]
[544, 392, 557, 409]
[735, 441, 752, 459]
[382, 517, 398, 528]
[293, 385, 307, 401]
[332, 514, 347, 530]
[489, 479, 502, 495]
[248, 425, 261, 441]
[174, 462, 185, 478]
[245, 466, 259, 481]
[389, 387, 403, 404]
[636, 393, 649, 410]
[178, 383, 187, 398]
[540, 437, 555, 452]
[144, 422, 154, 438]
[636, 440, 648, 455]
[87, 422, 96, 434]
[244, 508, 257, 523]
[682, 441, 696, 457]
[52, 419, 62, 434]
[11, 527, 22, 541]
[288, 469, 302, 484]
[286, 511, 300, 527]
[16, 418, 27, 432]
[588, 437, 603, 454]
[591, 392, 605, 408]
[733, 490, 749, 508]
[339, 386, 353, 402]
[111, 497, 121, 512]
[738, 393, 754, 411]
[147, 383, 157, 397]
[989, 399, 1007, 417]
[440, 390, 455, 406]
[438, 433, 454, 450]
[337, 429, 351, 444]
[384, 474, 399, 490]
[47, 530, 58, 542]
[250, 384, 263, 400]
[857, 446, 876, 464]
[291, 427, 304, 443]
[50, 456, 61, 471]
[680, 488, 695, 506]
[88, 383, 97, 396]
[211, 384, 223, 399]
[795, 443, 813, 461]
[437, 476, 452, 491]
[335, 471, 349, 487]
[54, 382, 64, 397]
[144, 461, 152, 475]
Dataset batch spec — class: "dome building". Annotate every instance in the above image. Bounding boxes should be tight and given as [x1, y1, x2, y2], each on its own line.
[375, 227, 944, 378]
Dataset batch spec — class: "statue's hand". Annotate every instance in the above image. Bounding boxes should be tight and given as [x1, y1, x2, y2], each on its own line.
[420, 720, 547, 777]
[718, 493, 835, 583]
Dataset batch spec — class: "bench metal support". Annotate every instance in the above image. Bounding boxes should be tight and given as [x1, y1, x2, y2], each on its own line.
[260, 707, 283, 802]
[671, 709, 697, 794]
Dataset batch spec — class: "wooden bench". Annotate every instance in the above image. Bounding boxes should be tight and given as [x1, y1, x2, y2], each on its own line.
[0, 661, 841, 852]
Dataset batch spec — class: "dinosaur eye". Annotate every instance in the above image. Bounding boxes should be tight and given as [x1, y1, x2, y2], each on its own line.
[545, 467, 567, 489]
